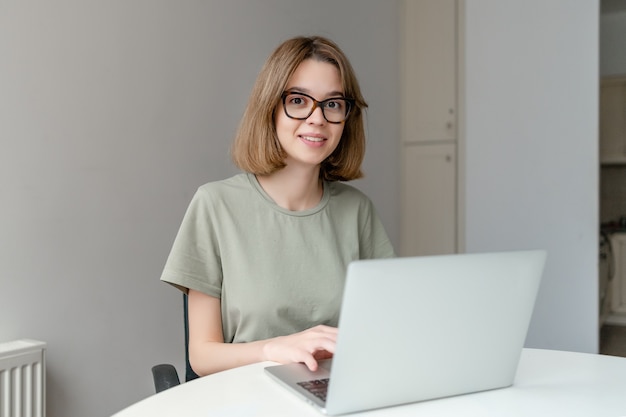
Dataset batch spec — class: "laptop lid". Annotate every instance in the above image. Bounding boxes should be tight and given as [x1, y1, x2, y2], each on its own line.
[265, 250, 546, 415]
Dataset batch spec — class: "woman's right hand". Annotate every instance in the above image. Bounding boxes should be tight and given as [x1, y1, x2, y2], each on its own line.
[188, 289, 338, 375]
[262, 325, 338, 371]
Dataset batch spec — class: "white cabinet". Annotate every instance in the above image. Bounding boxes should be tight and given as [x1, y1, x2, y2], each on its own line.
[600, 76, 626, 164]
[400, 144, 456, 256]
[400, 0, 459, 256]
[401, 0, 457, 142]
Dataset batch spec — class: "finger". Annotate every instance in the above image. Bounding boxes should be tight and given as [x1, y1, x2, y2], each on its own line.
[303, 355, 319, 372]
[312, 337, 336, 354]
[306, 328, 338, 345]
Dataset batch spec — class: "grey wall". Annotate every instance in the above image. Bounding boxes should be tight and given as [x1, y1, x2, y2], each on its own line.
[0, 2, 399, 416]
[463, 0, 599, 353]
[0, 1, 600, 416]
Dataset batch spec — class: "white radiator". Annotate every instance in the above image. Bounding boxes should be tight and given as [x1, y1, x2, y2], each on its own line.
[0, 340, 46, 417]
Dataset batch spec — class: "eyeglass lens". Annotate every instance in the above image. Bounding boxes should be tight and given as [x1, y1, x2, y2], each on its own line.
[283, 93, 351, 123]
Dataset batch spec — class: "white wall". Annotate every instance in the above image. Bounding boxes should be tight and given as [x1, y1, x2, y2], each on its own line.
[0, 2, 399, 416]
[463, 0, 599, 353]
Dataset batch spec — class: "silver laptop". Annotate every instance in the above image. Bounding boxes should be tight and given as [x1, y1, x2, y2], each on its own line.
[265, 250, 546, 415]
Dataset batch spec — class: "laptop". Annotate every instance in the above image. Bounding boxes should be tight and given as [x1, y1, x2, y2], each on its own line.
[265, 250, 546, 415]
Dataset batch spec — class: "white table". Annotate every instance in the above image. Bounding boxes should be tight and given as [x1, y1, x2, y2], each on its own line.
[113, 349, 626, 416]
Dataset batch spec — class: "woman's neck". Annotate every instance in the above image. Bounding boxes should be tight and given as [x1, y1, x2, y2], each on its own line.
[256, 165, 323, 211]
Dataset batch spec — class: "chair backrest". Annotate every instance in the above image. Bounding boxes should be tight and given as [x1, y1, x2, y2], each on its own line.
[151, 293, 200, 393]
[183, 293, 200, 382]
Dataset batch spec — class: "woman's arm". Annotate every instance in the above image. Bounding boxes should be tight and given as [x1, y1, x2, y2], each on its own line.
[187, 289, 338, 376]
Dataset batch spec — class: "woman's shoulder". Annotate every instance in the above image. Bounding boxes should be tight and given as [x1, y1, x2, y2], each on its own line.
[328, 181, 372, 202]
[326, 181, 378, 215]
[196, 173, 252, 194]
[189, 173, 256, 210]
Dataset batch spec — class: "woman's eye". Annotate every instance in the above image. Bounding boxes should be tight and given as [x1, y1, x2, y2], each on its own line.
[327, 100, 342, 110]
[290, 96, 307, 106]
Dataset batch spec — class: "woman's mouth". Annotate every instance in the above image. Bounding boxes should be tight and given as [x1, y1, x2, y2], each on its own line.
[300, 135, 325, 143]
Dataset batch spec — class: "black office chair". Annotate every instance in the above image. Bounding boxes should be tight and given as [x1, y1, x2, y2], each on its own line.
[151, 293, 200, 393]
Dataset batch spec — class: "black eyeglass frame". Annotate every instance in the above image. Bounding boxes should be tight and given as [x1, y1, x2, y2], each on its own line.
[280, 91, 356, 124]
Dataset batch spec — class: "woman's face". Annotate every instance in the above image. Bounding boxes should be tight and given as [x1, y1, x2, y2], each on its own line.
[274, 59, 346, 171]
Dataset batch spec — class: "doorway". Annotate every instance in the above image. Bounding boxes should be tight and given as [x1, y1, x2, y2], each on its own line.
[599, 0, 626, 355]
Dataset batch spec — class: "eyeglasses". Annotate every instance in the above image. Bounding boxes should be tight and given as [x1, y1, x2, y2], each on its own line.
[281, 91, 355, 124]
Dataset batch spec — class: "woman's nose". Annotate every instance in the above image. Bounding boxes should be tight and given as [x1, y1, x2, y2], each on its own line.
[307, 106, 326, 124]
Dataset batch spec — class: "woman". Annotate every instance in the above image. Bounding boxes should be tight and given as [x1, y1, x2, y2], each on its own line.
[161, 36, 395, 376]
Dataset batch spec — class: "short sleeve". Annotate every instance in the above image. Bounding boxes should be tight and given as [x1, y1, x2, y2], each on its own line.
[160, 187, 223, 298]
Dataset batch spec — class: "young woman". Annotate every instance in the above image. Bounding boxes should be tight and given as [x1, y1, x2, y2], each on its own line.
[161, 36, 395, 376]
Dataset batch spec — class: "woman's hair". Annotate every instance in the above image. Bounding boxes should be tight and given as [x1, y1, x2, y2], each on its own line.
[231, 36, 367, 182]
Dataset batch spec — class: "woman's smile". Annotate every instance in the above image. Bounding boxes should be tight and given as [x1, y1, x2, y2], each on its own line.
[299, 133, 327, 145]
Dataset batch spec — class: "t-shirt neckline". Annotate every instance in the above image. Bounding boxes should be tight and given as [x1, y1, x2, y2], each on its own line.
[246, 173, 331, 217]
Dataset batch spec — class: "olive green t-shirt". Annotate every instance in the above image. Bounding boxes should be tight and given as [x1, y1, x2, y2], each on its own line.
[160, 173, 395, 343]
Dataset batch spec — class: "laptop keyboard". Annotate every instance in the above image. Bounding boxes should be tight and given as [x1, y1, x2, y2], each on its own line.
[297, 378, 329, 402]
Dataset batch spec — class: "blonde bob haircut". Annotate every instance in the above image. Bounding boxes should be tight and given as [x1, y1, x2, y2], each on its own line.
[231, 36, 367, 182]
